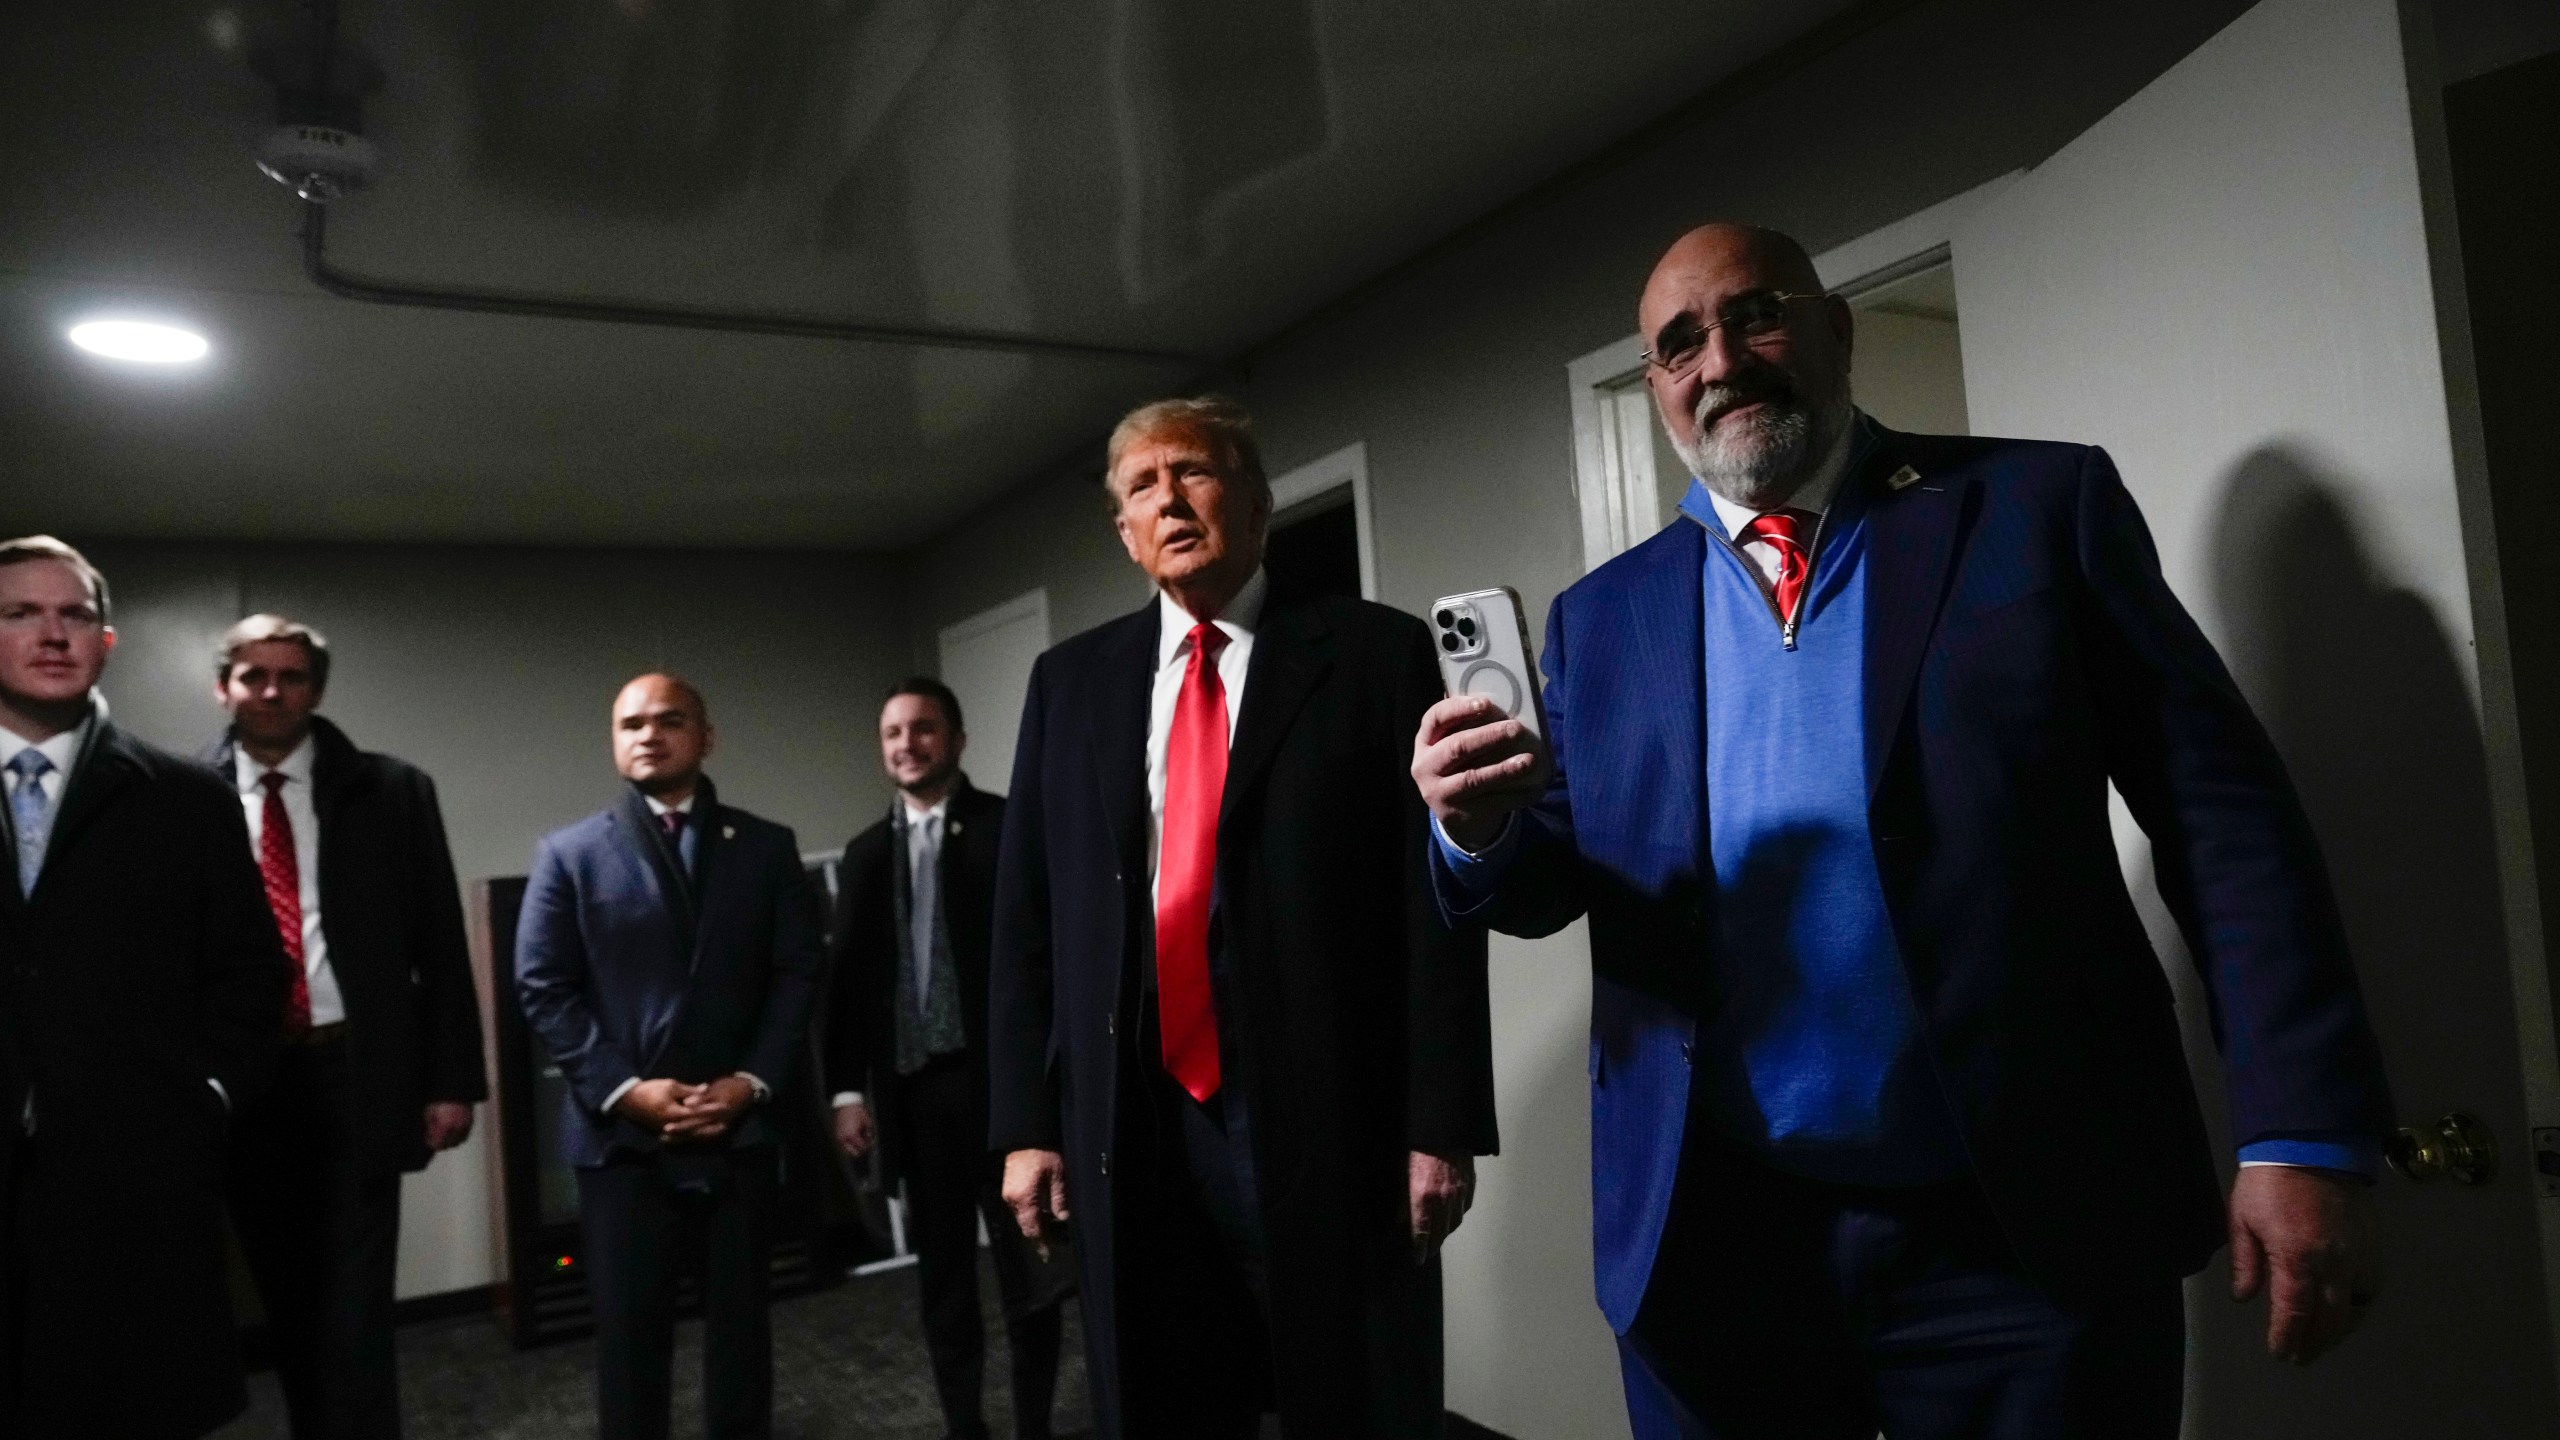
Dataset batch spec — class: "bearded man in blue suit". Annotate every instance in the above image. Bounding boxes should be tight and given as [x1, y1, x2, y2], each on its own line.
[1410, 224, 2394, 1440]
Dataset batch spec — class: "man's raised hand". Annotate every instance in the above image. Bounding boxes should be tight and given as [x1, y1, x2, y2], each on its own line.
[1411, 694, 1552, 854]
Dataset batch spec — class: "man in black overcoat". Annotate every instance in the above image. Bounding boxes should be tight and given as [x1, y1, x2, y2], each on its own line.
[988, 398, 1498, 1439]
[0, 536, 288, 1440]
[826, 678, 1069, 1440]
[204, 613, 489, 1438]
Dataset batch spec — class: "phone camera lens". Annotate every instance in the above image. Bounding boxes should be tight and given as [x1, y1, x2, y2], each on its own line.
[1440, 632, 1462, 653]
[1433, 609, 1454, 629]
[1457, 617, 1478, 637]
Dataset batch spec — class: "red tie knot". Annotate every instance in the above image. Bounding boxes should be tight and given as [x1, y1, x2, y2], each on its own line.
[1188, 621, 1231, 661]
[260, 770, 289, 796]
[1740, 509, 1814, 552]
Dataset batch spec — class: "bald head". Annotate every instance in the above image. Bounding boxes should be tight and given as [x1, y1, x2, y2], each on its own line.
[613, 672, 715, 801]
[1636, 222, 1855, 509]
[1639, 224, 1825, 335]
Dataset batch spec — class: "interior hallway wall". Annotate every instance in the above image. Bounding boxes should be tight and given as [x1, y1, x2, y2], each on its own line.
[80, 540, 910, 1300]
[903, 2, 2272, 1432]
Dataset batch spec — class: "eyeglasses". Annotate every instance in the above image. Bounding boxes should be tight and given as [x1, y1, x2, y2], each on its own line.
[1640, 290, 1828, 379]
[0, 603, 106, 633]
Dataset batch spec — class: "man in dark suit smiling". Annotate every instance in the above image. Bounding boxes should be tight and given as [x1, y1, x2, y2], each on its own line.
[515, 673, 822, 1440]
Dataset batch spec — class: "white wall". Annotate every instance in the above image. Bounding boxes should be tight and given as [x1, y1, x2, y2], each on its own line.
[84, 541, 911, 1299]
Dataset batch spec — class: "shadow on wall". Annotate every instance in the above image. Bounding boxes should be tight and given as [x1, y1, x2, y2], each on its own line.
[2138, 445, 2548, 1432]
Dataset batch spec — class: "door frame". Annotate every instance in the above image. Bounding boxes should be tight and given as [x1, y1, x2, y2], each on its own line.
[1267, 440, 1379, 601]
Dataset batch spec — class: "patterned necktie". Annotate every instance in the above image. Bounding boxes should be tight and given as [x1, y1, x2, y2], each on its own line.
[1740, 509, 1818, 625]
[8, 750, 54, 897]
[259, 772, 312, 1037]
[659, 808, 687, 842]
[910, 812, 939, 1011]
[1156, 623, 1231, 1103]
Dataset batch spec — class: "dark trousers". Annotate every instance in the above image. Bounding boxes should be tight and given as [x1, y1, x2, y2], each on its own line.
[224, 1037, 404, 1440]
[577, 1146, 777, 1440]
[1619, 1135, 2184, 1440]
[890, 1056, 1064, 1440]
[1112, 1003, 1272, 1440]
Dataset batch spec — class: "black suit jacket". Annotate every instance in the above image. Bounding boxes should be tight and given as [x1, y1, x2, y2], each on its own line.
[987, 593, 1497, 1438]
[0, 718, 288, 1440]
[821, 777, 1003, 1180]
[205, 716, 489, 1174]
[514, 777, 823, 1168]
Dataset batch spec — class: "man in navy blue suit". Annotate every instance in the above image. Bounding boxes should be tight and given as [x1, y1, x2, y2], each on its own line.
[515, 673, 822, 1440]
[1411, 224, 2394, 1439]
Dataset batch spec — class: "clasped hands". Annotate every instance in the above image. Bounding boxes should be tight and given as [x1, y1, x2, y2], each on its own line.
[614, 1075, 758, 1144]
[1000, 1146, 1475, 1265]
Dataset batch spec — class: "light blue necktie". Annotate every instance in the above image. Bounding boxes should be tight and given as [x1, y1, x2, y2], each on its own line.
[9, 750, 55, 896]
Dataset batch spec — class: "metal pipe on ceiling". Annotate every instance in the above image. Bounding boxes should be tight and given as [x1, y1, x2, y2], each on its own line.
[297, 202, 1214, 371]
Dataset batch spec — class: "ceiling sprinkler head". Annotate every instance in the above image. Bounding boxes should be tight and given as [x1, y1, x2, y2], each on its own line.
[255, 123, 379, 203]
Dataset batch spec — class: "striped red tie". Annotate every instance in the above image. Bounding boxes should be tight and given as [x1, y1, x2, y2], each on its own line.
[1156, 623, 1229, 1103]
[1740, 509, 1816, 624]
[258, 772, 312, 1038]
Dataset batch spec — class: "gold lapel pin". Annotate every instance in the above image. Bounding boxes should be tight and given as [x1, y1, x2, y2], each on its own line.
[722, 825, 736, 840]
[949, 820, 963, 835]
[1887, 465, 1923, 492]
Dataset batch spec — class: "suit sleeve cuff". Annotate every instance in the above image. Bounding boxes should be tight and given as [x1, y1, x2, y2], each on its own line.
[2238, 1134, 2382, 1182]
[601, 1077, 641, 1116]
[1432, 814, 1521, 889]
[831, 1091, 865, 1109]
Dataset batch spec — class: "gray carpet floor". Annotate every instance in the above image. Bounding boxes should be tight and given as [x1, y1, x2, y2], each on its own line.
[211, 1257, 1094, 1440]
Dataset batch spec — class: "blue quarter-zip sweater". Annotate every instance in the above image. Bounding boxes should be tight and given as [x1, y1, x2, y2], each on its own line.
[1678, 470, 1969, 1186]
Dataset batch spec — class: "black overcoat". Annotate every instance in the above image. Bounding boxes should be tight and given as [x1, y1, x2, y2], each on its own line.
[822, 778, 1004, 1180]
[0, 720, 289, 1439]
[205, 715, 489, 1175]
[987, 594, 1497, 1438]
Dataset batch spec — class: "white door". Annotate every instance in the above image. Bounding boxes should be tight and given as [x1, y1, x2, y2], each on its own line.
[937, 588, 1050, 800]
[1954, 0, 2558, 1432]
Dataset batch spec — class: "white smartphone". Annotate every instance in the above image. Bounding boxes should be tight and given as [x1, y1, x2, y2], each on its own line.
[1429, 587, 1547, 740]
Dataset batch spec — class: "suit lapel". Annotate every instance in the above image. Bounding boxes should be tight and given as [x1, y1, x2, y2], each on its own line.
[1625, 522, 1706, 854]
[41, 720, 138, 888]
[1088, 606, 1159, 876]
[1220, 601, 1333, 831]
[1860, 430, 1975, 798]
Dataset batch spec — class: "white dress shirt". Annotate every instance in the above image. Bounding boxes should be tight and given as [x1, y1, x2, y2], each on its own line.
[1146, 568, 1265, 906]
[233, 736, 348, 1028]
[831, 792, 951, 1112]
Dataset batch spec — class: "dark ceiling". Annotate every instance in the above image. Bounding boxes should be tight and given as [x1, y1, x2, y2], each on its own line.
[1, 0, 1859, 550]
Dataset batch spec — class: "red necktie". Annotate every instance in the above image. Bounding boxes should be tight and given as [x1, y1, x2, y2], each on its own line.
[258, 772, 312, 1038]
[1740, 509, 1816, 625]
[1156, 622, 1230, 1103]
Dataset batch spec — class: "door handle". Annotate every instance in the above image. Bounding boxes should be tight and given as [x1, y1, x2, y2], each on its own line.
[2385, 1113, 2497, 1185]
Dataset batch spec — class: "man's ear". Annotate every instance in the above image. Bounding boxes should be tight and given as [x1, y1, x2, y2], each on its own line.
[954, 730, 968, 760]
[1113, 507, 1144, 566]
[700, 723, 717, 762]
[1825, 293, 1856, 372]
[99, 626, 117, 659]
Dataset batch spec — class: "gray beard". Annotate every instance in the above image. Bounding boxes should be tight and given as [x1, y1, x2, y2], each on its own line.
[1669, 388, 1852, 510]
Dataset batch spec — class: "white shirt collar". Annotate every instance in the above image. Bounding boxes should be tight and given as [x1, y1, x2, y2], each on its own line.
[0, 695, 100, 781]
[642, 791, 697, 817]
[1155, 566, 1269, 673]
[900, 792, 951, 828]
[232, 731, 316, 792]
[1702, 411, 1863, 542]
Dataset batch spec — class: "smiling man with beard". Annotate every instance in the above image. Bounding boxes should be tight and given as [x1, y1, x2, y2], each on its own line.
[1410, 225, 2393, 1439]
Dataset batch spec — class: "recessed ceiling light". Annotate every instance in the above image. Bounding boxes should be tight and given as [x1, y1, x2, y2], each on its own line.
[67, 319, 210, 364]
